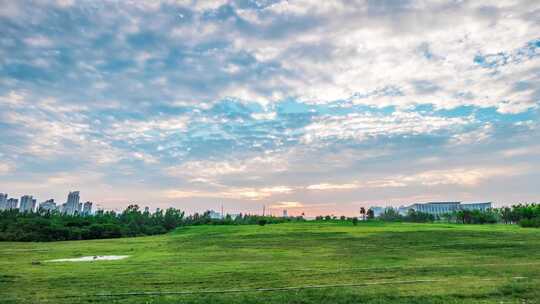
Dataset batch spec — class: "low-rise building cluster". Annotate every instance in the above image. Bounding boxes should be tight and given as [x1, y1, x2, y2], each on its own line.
[370, 201, 493, 217]
[0, 191, 93, 215]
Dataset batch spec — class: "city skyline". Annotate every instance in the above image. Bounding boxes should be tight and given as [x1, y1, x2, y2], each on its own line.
[0, 190, 93, 215]
[0, 188, 517, 217]
[1, 1, 539, 215]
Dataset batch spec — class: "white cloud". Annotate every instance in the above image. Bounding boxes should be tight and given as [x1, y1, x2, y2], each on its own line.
[306, 183, 359, 190]
[56, 0, 74, 7]
[164, 185, 294, 200]
[302, 111, 473, 144]
[306, 179, 406, 191]
[0, 163, 12, 175]
[0, 91, 25, 106]
[23, 36, 53, 47]
[222, 1, 540, 113]
[501, 145, 540, 157]
[306, 166, 526, 192]
[402, 166, 528, 187]
[106, 117, 188, 142]
[450, 123, 493, 145]
[270, 201, 304, 208]
[251, 112, 277, 120]
[166, 154, 289, 180]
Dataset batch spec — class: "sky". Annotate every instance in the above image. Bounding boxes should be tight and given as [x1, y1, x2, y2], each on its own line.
[0, 0, 539, 215]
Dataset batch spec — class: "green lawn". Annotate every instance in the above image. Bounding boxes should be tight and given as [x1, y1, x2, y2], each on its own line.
[1, 221, 539, 303]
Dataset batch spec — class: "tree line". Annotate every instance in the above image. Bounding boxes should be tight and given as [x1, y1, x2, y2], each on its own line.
[372, 204, 540, 227]
[2, 203, 538, 242]
[0, 205, 304, 242]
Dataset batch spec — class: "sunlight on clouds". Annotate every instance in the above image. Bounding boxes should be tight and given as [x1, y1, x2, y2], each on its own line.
[306, 183, 359, 191]
[403, 167, 528, 187]
[307, 167, 526, 192]
[501, 145, 540, 157]
[166, 155, 289, 180]
[270, 201, 304, 208]
[164, 185, 294, 201]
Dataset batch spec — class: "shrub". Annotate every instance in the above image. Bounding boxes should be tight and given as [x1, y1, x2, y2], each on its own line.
[519, 218, 540, 228]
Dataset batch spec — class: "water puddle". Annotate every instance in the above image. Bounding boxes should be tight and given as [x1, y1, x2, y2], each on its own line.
[46, 255, 129, 262]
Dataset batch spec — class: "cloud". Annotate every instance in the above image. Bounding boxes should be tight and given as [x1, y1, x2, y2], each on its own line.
[164, 185, 294, 200]
[501, 145, 540, 157]
[166, 154, 289, 181]
[0, 163, 12, 175]
[306, 183, 359, 191]
[301, 111, 474, 144]
[402, 166, 529, 187]
[306, 166, 526, 192]
[1, 0, 539, 212]
[106, 117, 189, 143]
[306, 180, 406, 191]
[23, 36, 53, 48]
[270, 201, 303, 208]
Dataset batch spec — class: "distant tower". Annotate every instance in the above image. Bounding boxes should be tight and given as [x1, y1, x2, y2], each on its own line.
[283, 209, 288, 218]
[19, 195, 36, 213]
[144, 206, 150, 213]
[0, 193, 7, 210]
[7, 198, 18, 210]
[39, 199, 57, 212]
[82, 201, 93, 215]
[65, 191, 80, 215]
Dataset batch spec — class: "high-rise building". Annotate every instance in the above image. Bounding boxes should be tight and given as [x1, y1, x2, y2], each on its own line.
[0, 193, 7, 210]
[19, 195, 36, 213]
[82, 201, 93, 215]
[64, 191, 80, 215]
[283, 209, 288, 218]
[6, 198, 18, 210]
[39, 199, 57, 212]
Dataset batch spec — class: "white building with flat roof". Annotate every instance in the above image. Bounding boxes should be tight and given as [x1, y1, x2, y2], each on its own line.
[403, 201, 492, 215]
[460, 202, 492, 211]
[371, 202, 493, 217]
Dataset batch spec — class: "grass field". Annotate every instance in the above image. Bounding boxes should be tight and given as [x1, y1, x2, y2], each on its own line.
[1, 221, 539, 303]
